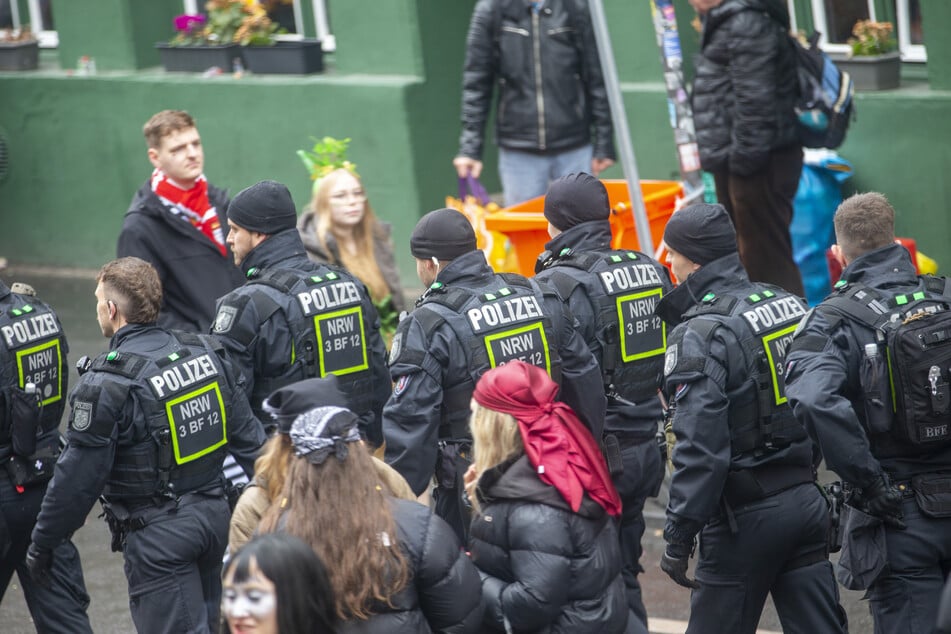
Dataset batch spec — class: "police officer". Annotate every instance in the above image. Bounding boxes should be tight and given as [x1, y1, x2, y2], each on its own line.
[533, 173, 670, 630]
[384, 208, 606, 542]
[0, 279, 92, 633]
[654, 203, 846, 634]
[27, 257, 265, 633]
[211, 180, 390, 446]
[786, 193, 951, 633]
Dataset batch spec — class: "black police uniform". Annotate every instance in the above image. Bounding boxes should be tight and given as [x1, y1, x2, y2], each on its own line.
[786, 242, 951, 632]
[30, 323, 265, 633]
[212, 229, 391, 446]
[384, 250, 606, 541]
[534, 220, 671, 626]
[0, 280, 92, 633]
[655, 253, 846, 634]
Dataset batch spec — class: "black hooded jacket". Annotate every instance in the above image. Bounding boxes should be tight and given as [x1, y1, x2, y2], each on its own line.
[118, 180, 244, 332]
[691, 0, 799, 175]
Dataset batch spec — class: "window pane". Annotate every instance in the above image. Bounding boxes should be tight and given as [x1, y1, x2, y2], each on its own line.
[262, 0, 297, 34]
[824, 0, 871, 44]
[0, 1, 12, 29]
[909, 0, 923, 45]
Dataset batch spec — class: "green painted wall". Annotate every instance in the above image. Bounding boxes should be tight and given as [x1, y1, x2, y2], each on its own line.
[1, 0, 950, 280]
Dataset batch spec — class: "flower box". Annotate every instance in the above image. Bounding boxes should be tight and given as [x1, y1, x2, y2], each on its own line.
[0, 40, 39, 71]
[156, 42, 243, 73]
[241, 40, 323, 75]
[838, 52, 901, 91]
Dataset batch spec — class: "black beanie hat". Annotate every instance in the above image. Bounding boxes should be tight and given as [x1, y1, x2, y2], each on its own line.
[663, 203, 737, 265]
[543, 172, 610, 231]
[262, 376, 348, 434]
[227, 180, 298, 235]
[410, 208, 477, 260]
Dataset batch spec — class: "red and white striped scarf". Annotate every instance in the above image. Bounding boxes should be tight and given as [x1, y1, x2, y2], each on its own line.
[151, 168, 227, 257]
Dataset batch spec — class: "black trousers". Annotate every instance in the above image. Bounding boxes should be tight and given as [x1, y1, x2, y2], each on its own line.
[713, 145, 805, 297]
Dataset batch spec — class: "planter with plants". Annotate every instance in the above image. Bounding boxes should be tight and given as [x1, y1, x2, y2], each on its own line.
[237, 1, 323, 75]
[157, 1, 246, 73]
[838, 20, 900, 91]
[0, 26, 39, 71]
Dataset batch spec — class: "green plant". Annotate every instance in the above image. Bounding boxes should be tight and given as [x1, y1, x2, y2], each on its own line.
[848, 20, 898, 57]
[170, 0, 282, 47]
[297, 137, 359, 183]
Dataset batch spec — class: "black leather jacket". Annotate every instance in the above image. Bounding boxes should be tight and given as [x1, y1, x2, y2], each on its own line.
[458, 0, 615, 160]
[691, 0, 799, 175]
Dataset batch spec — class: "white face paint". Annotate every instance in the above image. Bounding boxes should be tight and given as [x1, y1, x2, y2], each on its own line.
[222, 565, 278, 634]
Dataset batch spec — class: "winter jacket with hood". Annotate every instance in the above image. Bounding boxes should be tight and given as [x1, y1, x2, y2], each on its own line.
[691, 0, 799, 175]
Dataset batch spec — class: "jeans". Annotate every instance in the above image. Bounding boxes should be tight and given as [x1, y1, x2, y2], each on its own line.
[498, 144, 593, 207]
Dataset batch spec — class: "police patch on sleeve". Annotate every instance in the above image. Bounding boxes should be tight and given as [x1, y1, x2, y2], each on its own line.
[213, 306, 238, 334]
[393, 375, 411, 397]
[664, 343, 678, 377]
[389, 332, 403, 366]
[71, 401, 93, 432]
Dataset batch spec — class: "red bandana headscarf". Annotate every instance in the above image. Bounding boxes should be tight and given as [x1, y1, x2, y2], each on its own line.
[151, 168, 227, 257]
[473, 361, 621, 517]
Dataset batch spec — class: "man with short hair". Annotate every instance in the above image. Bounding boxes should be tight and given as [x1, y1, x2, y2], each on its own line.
[786, 192, 951, 633]
[27, 257, 265, 633]
[655, 203, 846, 633]
[118, 109, 244, 332]
[384, 207, 606, 541]
[211, 180, 391, 445]
[534, 172, 672, 631]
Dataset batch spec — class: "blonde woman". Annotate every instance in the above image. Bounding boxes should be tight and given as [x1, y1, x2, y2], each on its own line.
[297, 168, 405, 342]
[465, 360, 635, 634]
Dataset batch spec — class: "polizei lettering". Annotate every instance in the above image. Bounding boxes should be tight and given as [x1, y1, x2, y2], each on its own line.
[2, 312, 60, 348]
[599, 263, 663, 295]
[467, 296, 543, 333]
[741, 297, 807, 334]
[149, 354, 218, 398]
[296, 281, 361, 315]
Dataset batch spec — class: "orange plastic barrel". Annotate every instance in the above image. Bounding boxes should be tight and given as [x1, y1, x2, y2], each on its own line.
[484, 180, 683, 276]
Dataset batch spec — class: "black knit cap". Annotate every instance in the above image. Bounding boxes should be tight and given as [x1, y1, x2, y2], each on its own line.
[663, 203, 737, 265]
[262, 376, 348, 434]
[410, 208, 477, 260]
[227, 180, 298, 235]
[543, 172, 610, 231]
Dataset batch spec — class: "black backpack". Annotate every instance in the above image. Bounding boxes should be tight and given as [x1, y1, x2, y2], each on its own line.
[824, 278, 951, 447]
[790, 31, 855, 149]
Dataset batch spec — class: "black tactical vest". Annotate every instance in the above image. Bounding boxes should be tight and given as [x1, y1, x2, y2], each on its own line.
[681, 287, 809, 455]
[415, 273, 563, 439]
[89, 332, 234, 499]
[0, 291, 69, 447]
[542, 249, 669, 404]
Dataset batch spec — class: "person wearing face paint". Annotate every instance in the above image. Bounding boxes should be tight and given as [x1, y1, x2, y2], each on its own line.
[118, 110, 245, 332]
[222, 532, 339, 634]
[383, 208, 606, 543]
[298, 168, 406, 345]
[211, 180, 391, 447]
[653, 203, 847, 634]
[258, 405, 483, 632]
[26, 257, 266, 634]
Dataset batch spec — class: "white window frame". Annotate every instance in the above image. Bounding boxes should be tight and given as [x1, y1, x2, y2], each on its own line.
[810, 0, 925, 62]
[182, 0, 334, 51]
[809, 0, 878, 55]
[9, 0, 58, 47]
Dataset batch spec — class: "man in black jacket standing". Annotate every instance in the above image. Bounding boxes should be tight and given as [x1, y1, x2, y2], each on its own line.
[118, 110, 244, 332]
[453, 0, 615, 206]
[689, 0, 804, 296]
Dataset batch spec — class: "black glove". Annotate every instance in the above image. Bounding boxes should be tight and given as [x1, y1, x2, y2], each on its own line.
[863, 474, 906, 530]
[661, 541, 700, 589]
[25, 542, 53, 588]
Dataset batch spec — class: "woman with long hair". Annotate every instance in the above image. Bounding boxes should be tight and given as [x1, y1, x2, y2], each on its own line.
[258, 405, 483, 633]
[298, 168, 405, 343]
[228, 376, 414, 553]
[464, 360, 635, 633]
[221, 532, 338, 634]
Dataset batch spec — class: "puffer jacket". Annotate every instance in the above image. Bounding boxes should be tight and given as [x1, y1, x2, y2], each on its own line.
[458, 0, 614, 160]
[691, 0, 799, 175]
[341, 497, 484, 634]
[467, 455, 629, 633]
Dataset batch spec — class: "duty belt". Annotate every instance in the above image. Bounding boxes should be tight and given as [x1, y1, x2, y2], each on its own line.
[722, 462, 815, 508]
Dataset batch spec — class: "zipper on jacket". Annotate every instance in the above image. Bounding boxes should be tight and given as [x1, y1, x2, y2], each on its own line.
[532, 11, 546, 150]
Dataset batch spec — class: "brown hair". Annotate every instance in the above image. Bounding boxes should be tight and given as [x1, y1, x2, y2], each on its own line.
[834, 192, 896, 261]
[97, 257, 162, 324]
[258, 443, 410, 621]
[143, 110, 196, 149]
[311, 169, 389, 302]
[252, 433, 295, 503]
[465, 402, 523, 513]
